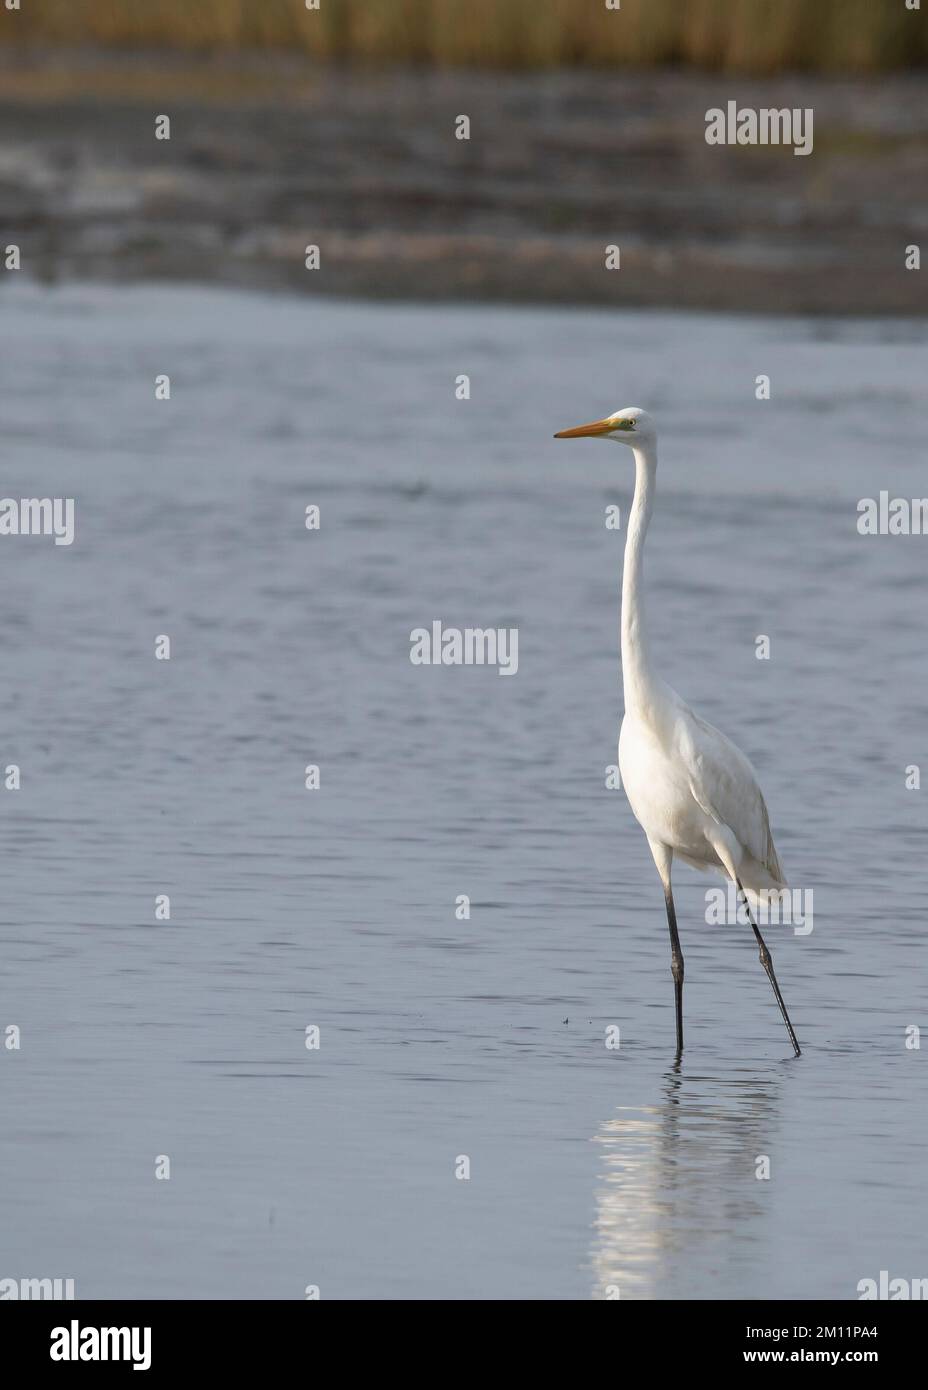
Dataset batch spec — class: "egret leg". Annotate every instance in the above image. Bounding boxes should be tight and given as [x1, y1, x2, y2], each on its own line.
[736, 878, 801, 1056]
[648, 841, 684, 1058]
[664, 885, 685, 1058]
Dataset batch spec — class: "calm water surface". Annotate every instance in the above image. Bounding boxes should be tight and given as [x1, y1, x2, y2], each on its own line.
[1, 283, 926, 1298]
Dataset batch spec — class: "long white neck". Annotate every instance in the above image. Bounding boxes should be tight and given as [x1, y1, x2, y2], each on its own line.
[621, 443, 662, 716]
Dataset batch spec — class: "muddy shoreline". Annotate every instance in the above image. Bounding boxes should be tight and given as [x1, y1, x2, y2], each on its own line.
[1, 51, 926, 313]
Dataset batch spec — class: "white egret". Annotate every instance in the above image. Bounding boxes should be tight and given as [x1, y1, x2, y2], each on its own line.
[554, 407, 800, 1057]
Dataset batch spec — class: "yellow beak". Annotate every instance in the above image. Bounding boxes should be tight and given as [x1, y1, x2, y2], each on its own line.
[553, 417, 616, 438]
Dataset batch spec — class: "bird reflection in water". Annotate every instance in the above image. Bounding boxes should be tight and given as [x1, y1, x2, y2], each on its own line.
[591, 1068, 781, 1299]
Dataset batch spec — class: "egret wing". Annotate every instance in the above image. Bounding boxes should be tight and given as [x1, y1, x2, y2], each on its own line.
[677, 708, 785, 886]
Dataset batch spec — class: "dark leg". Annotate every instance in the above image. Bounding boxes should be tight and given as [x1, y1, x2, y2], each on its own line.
[664, 886, 684, 1058]
[736, 878, 801, 1056]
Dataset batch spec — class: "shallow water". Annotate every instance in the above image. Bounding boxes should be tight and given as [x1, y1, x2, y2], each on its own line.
[0, 283, 925, 1299]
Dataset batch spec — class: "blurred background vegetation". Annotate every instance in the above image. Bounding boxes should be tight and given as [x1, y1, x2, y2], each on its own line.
[1, 0, 925, 72]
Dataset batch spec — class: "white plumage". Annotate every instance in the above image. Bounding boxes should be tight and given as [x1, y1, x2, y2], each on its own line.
[555, 406, 800, 1057]
[620, 700, 785, 896]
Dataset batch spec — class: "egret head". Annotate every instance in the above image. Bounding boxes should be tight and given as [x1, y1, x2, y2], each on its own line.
[554, 406, 654, 448]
